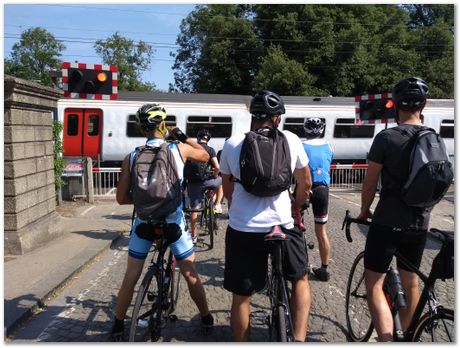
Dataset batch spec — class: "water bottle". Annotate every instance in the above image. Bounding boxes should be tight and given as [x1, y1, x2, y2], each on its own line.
[387, 268, 407, 310]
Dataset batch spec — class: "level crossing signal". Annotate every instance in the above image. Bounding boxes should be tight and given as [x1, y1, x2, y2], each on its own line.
[355, 93, 396, 124]
[62, 62, 118, 100]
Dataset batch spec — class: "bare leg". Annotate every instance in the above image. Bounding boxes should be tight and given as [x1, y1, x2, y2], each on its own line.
[365, 269, 393, 341]
[230, 294, 251, 341]
[290, 275, 311, 341]
[314, 223, 331, 266]
[398, 267, 420, 331]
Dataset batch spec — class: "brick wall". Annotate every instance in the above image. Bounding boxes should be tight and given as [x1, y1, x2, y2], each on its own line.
[4, 75, 63, 254]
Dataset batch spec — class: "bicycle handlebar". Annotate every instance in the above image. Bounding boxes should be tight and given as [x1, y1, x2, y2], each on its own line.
[341, 210, 371, 243]
[429, 228, 453, 243]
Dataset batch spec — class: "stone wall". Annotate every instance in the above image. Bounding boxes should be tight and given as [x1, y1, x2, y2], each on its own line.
[4, 75, 63, 254]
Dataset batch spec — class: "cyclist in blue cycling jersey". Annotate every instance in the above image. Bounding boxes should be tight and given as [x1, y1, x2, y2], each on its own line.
[111, 104, 213, 341]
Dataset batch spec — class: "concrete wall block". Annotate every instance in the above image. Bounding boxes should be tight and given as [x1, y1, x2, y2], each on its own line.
[4, 109, 23, 126]
[34, 127, 53, 142]
[45, 142, 54, 156]
[22, 110, 52, 126]
[4, 210, 29, 230]
[46, 169, 56, 185]
[26, 172, 46, 191]
[36, 156, 54, 172]
[4, 158, 37, 179]
[27, 200, 50, 224]
[4, 177, 27, 196]
[4, 143, 26, 161]
[4, 126, 35, 143]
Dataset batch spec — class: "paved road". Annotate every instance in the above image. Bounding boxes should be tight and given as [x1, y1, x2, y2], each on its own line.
[11, 192, 454, 342]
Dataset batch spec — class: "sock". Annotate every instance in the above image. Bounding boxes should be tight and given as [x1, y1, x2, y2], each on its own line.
[321, 264, 328, 270]
[112, 318, 124, 333]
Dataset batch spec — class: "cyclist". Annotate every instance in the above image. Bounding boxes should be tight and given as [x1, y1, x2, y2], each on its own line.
[220, 90, 312, 342]
[295, 117, 333, 282]
[357, 77, 432, 341]
[111, 104, 213, 341]
[184, 129, 223, 244]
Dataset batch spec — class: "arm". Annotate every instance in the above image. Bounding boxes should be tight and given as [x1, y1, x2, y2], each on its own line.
[210, 156, 220, 178]
[176, 137, 210, 163]
[293, 166, 312, 210]
[221, 174, 234, 208]
[357, 160, 382, 221]
[116, 154, 133, 205]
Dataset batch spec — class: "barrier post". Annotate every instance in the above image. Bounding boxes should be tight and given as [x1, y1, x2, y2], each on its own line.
[83, 157, 95, 204]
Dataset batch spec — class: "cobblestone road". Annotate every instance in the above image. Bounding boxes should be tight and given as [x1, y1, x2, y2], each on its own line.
[12, 192, 454, 342]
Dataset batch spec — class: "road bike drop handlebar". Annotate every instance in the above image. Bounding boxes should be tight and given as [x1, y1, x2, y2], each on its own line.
[341, 210, 371, 243]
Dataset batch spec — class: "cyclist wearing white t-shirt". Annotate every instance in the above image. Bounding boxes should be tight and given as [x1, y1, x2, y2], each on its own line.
[220, 90, 313, 342]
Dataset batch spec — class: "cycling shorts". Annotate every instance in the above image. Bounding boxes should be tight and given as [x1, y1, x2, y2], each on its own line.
[310, 185, 329, 224]
[187, 177, 222, 209]
[128, 219, 194, 261]
[364, 223, 427, 273]
[224, 225, 309, 296]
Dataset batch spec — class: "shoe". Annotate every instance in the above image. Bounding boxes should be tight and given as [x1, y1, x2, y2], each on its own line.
[110, 331, 125, 342]
[214, 205, 223, 214]
[292, 208, 306, 232]
[312, 267, 330, 282]
[192, 236, 198, 244]
[201, 313, 214, 335]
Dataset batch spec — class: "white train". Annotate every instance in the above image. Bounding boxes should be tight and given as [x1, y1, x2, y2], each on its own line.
[57, 92, 454, 167]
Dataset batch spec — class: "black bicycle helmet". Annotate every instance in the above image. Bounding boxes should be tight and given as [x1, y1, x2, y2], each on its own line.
[197, 129, 211, 141]
[392, 77, 429, 111]
[135, 103, 167, 129]
[304, 117, 325, 138]
[249, 90, 286, 119]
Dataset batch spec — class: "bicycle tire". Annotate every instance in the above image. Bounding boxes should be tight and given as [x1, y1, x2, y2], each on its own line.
[345, 251, 374, 342]
[168, 253, 181, 312]
[207, 198, 215, 249]
[129, 268, 160, 342]
[411, 307, 454, 342]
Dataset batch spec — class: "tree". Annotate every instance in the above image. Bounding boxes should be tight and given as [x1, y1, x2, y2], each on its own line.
[94, 32, 155, 91]
[5, 27, 65, 87]
[171, 4, 261, 94]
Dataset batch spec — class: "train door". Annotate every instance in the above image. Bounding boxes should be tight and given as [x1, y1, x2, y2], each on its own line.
[63, 108, 103, 159]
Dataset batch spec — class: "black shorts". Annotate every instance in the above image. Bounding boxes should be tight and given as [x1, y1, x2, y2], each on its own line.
[224, 225, 309, 296]
[364, 223, 427, 274]
[310, 185, 329, 224]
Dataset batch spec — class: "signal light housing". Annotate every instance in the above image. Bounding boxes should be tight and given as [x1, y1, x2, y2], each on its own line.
[62, 62, 118, 99]
[355, 93, 396, 124]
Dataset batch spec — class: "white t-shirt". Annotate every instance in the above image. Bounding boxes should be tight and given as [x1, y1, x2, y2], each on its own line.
[220, 130, 309, 233]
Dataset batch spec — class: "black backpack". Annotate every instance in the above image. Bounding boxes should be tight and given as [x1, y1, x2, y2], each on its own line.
[130, 143, 182, 220]
[398, 127, 453, 208]
[183, 159, 209, 183]
[238, 128, 292, 197]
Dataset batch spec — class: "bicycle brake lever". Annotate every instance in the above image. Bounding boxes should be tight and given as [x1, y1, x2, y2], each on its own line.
[342, 210, 353, 243]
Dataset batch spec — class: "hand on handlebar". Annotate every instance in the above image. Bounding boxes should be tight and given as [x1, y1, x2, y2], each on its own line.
[356, 209, 373, 223]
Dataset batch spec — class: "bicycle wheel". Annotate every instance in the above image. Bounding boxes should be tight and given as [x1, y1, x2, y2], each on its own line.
[168, 253, 181, 312]
[207, 198, 215, 249]
[129, 268, 161, 342]
[412, 308, 454, 342]
[345, 251, 374, 342]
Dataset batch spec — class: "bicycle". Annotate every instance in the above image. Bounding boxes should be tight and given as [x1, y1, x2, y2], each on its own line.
[342, 210, 454, 342]
[265, 225, 295, 342]
[199, 186, 217, 249]
[128, 220, 181, 342]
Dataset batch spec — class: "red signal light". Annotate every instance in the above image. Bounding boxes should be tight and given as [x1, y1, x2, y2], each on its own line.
[96, 72, 107, 83]
[385, 100, 394, 109]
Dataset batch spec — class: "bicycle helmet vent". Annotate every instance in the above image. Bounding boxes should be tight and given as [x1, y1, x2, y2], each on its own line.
[249, 90, 286, 119]
[392, 77, 429, 111]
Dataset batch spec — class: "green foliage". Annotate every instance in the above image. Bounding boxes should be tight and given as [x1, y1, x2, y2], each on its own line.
[172, 4, 453, 98]
[94, 32, 156, 91]
[52, 121, 65, 191]
[4, 27, 65, 87]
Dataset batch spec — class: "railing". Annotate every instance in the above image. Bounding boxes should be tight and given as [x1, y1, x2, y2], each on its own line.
[74, 164, 368, 199]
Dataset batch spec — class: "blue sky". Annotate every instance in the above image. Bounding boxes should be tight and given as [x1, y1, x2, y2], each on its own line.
[4, 3, 197, 91]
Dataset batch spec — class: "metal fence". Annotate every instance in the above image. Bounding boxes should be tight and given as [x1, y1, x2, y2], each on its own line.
[72, 164, 368, 199]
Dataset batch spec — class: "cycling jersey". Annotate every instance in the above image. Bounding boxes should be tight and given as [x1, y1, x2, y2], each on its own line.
[302, 138, 333, 186]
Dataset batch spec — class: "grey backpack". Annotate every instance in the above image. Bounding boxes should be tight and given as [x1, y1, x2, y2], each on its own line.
[130, 143, 181, 220]
[399, 127, 453, 208]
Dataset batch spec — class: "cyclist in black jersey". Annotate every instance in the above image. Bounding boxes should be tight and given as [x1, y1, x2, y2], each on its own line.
[357, 77, 433, 341]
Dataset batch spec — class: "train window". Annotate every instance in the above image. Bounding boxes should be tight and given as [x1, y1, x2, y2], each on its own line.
[333, 118, 375, 138]
[67, 114, 79, 136]
[440, 119, 454, 138]
[283, 117, 325, 138]
[126, 114, 177, 137]
[186, 116, 233, 138]
[87, 114, 99, 136]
